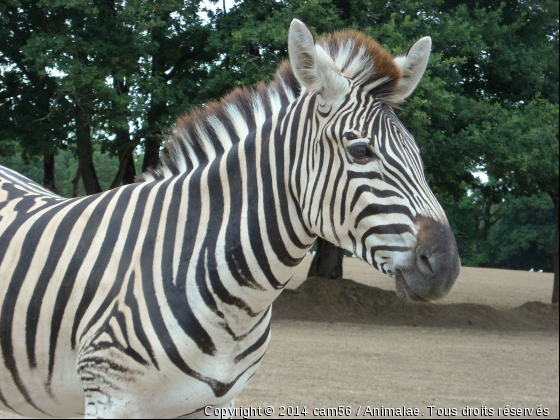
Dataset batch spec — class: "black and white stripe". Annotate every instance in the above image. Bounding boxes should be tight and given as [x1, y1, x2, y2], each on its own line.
[0, 20, 459, 419]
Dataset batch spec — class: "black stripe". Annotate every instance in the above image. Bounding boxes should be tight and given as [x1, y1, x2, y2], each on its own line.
[308, 122, 325, 231]
[124, 272, 159, 368]
[328, 145, 346, 246]
[290, 96, 314, 235]
[244, 132, 283, 289]
[141, 240, 252, 398]
[105, 303, 149, 367]
[369, 245, 411, 265]
[273, 107, 313, 249]
[361, 223, 413, 236]
[0, 385, 19, 416]
[298, 95, 317, 228]
[48, 187, 133, 385]
[354, 203, 413, 228]
[71, 185, 142, 349]
[160, 173, 218, 354]
[234, 321, 270, 363]
[348, 231, 357, 255]
[203, 161, 258, 316]
[260, 117, 305, 267]
[349, 185, 403, 213]
[26, 196, 95, 369]
[360, 224, 413, 262]
[0, 195, 79, 415]
[0, 183, 59, 266]
[225, 143, 265, 290]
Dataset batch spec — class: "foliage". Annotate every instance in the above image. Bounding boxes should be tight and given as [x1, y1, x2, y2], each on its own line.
[487, 195, 556, 272]
[0, 0, 70, 161]
[441, 191, 556, 272]
[0, 145, 125, 197]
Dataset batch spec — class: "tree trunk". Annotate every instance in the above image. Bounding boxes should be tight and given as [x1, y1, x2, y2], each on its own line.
[123, 151, 137, 185]
[142, 134, 161, 172]
[482, 201, 492, 241]
[75, 99, 102, 195]
[109, 72, 135, 187]
[140, 17, 168, 174]
[474, 215, 481, 254]
[110, 131, 137, 189]
[43, 151, 56, 192]
[72, 164, 82, 198]
[307, 237, 345, 280]
[549, 192, 559, 304]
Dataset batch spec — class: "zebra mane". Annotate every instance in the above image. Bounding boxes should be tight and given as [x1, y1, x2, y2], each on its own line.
[137, 30, 401, 183]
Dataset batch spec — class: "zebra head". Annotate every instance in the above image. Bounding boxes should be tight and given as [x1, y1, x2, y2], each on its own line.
[288, 20, 460, 302]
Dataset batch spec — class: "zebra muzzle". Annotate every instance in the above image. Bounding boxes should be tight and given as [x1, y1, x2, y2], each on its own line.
[394, 217, 461, 302]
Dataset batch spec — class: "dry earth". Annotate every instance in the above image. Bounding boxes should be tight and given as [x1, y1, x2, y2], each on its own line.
[1, 257, 558, 419]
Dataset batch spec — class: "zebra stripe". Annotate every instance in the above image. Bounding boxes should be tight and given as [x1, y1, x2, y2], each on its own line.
[1, 21, 459, 419]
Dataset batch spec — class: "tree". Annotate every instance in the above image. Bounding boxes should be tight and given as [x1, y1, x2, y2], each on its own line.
[307, 239, 346, 280]
[21, 0, 118, 195]
[487, 195, 556, 272]
[2, 0, 212, 194]
[479, 100, 559, 301]
[0, 145, 122, 197]
[136, 0, 212, 173]
[0, 1, 70, 191]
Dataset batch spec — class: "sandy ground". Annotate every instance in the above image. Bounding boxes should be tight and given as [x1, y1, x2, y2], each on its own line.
[236, 322, 558, 419]
[234, 257, 558, 418]
[1, 257, 558, 419]
[289, 256, 555, 309]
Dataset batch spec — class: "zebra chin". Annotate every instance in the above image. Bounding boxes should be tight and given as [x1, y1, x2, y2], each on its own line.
[391, 216, 461, 302]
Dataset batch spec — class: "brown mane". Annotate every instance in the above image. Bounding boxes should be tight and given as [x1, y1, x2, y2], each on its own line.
[137, 30, 401, 183]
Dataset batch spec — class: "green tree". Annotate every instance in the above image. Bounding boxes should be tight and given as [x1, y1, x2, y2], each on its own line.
[480, 100, 559, 301]
[136, 0, 212, 173]
[0, 0, 70, 191]
[487, 195, 556, 272]
[0, 145, 122, 197]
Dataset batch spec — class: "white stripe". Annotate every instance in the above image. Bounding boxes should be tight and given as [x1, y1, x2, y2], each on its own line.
[225, 104, 249, 141]
[207, 114, 233, 150]
[195, 122, 216, 161]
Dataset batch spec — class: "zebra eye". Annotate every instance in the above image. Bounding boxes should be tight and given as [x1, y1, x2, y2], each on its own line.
[348, 144, 377, 160]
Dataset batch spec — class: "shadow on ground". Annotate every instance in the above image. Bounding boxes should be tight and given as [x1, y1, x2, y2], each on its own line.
[274, 277, 559, 331]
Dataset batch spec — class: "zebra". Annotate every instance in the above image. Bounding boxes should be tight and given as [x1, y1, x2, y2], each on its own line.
[0, 19, 460, 419]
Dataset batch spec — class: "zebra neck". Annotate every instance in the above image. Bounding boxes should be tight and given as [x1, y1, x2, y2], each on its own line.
[177, 103, 317, 330]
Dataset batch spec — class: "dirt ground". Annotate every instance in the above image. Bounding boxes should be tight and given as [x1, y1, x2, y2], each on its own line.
[236, 321, 558, 419]
[288, 256, 556, 310]
[1, 257, 558, 419]
[233, 257, 558, 419]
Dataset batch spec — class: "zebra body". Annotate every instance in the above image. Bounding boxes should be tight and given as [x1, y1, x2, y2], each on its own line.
[0, 156, 295, 417]
[0, 20, 460, 419]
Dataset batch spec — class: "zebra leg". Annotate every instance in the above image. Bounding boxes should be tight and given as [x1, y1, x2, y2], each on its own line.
[81, 366, 147, 419]
[84, 393, 141, 419]
[78, 341, 150, 418]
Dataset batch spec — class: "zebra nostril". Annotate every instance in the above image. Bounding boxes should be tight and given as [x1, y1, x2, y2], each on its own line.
[418, 254, 434, 275]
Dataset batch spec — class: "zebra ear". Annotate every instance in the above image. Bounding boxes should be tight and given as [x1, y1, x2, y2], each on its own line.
[393, 36, 432, 101]
[288, 19, 349, 99]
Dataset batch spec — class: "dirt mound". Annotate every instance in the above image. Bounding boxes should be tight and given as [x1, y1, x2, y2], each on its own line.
[273, 277, 559, 331]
